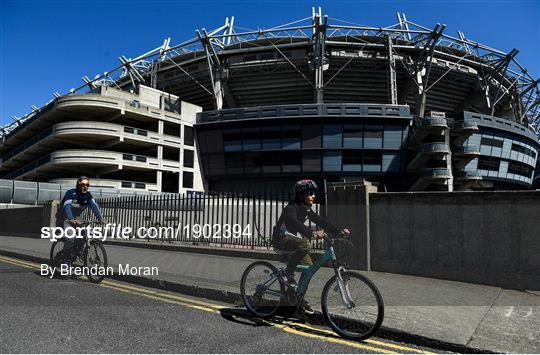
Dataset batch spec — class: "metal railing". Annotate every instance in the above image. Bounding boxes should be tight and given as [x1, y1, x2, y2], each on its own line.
[83, 191, 326, 251]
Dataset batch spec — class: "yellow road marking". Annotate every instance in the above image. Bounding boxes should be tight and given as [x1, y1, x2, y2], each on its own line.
[0, 254, 430, 354]
[100, 283, 219, 313]
[101, 280, 227, 310]
[0, 255, 40, 268]
[283, 320, 433, 354]
[282, 326, 396, 353]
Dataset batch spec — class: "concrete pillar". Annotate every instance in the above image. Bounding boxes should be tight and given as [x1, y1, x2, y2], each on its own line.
[325, 180, 377, 270]
[156, 171, 162, 193]
[42, 200, 60, 228]
[445, 129, 454, 192]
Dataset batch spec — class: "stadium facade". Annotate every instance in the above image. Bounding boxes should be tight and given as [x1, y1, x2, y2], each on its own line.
[1, 9, 539, 193]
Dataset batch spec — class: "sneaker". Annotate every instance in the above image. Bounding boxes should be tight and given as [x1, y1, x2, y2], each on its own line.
[301, 300, 315, 315]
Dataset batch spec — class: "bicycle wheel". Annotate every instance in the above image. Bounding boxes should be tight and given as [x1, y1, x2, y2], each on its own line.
[49, 239, 65, 267]
[84, 241, 108, 283]
[240, 261, 284, 318]
[321, 271, 384, 340]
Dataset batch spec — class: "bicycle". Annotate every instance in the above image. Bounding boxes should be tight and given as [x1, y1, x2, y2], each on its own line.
[49, 219, 108, 284]
[240, 232, 384, 340]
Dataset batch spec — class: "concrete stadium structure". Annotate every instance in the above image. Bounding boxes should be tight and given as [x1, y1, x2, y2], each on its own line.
[1, 9, 539, 192]
[0, 86, 205, 193]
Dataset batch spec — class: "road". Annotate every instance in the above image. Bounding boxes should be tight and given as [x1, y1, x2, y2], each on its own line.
[0, 256, 442, 353]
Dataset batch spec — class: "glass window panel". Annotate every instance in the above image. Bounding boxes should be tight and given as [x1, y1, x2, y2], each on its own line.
[342, 150, 362, 172]
[323, 125, 342, 148]
[302, 125, 322, 148]
[382, 153, 401, 172]
[244, 153, 262, 174]
[182, 172, 194, 189]
[302, 151, 321, 172]
[323, 151, 342, 171]
[383, 125, 403, 149]
[225, 152, 243, 174]
[282, 151, 301, 173]
[343, 125, 363, 148]
[364, 125, 383, 149]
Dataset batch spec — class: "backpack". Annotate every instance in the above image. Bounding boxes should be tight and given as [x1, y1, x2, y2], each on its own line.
[271, 214, 285, 247]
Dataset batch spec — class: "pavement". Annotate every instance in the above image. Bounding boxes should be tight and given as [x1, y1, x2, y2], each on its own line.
[1, 234, 539, 353]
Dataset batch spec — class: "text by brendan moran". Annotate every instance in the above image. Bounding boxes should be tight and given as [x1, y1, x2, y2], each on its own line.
[40, 264, 159, 278]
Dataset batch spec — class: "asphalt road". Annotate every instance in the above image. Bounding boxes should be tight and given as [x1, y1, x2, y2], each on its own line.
[0, 257, 442, 353]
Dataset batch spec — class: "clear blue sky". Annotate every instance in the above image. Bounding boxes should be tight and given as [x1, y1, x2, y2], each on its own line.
[1, 0, 538, 127]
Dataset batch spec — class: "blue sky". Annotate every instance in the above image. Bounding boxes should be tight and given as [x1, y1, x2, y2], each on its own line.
[1, 0, 538, 127]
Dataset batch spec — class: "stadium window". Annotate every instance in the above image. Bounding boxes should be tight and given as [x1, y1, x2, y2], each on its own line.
[342, 150, 362, 172]
[507, 161, 533, 178]
[261, 127, 281, 150]
[363, 126, 383, 149]
[121, 181, 132, 188]
[262, 151, 281, 173]
[184, 149, 194, 168]
[282, 151, 301, 173]
[242, 127, 261, 151]
[323, 151, 342, 172]
[184, 126, 195, 146]
[164, 122, 181, 137]
[480, 137, 503, 148]
[244, 152, 262, 174]
[225, 152, 243, 174]
[302, 151, 321, 172]
[302, 125, 322, 149]
[363, 151, 383, 165]
[182, 171, 194, 189]
[323, 125, 342, 148]
[511, 143, 536, 158]
[282, 126, 301, 149]
[477, 156, 500, 171]
[343, 125, 363, 148]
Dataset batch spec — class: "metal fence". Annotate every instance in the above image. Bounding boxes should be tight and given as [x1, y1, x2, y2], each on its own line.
[82, 191, 326, 250]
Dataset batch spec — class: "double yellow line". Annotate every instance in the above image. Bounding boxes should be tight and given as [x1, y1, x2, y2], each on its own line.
[0, 254, 432, 354]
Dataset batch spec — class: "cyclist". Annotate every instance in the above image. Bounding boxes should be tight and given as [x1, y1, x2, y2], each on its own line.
[273, 179, 350, 314]
[61, 176, 104, 266]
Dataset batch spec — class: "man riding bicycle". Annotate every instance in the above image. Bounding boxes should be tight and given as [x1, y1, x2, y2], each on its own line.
[272, 179, 350, 314]
[61, 176, 105, 266]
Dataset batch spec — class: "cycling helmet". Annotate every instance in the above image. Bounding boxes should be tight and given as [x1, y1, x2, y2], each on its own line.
[294, 179, 318, 195]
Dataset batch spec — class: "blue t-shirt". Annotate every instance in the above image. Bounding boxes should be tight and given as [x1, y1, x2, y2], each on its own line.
[61, 188, 102, 220]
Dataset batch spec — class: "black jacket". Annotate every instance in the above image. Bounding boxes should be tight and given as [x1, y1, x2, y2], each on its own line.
[278, 201, 340, 239]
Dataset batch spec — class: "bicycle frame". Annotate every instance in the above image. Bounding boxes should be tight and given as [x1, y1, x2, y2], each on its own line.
[295, 246, 336, 295]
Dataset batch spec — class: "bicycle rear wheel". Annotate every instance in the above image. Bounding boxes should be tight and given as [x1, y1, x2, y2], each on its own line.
[84, 241, 108, 283]
[240, 261, 284, 318]
[321, 271, 384, 340]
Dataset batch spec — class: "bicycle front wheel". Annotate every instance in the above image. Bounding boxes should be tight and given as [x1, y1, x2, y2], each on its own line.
[321, 271, 384, 340]
[240, 261, 284, 318]
[84, 241, 108, 283]
[49, 240, 65, 267]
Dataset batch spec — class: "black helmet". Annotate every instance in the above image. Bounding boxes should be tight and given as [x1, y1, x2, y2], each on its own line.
[294, 179, 318, 195]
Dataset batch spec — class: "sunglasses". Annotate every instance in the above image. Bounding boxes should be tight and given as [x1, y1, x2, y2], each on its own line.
[79, 183, 90, 187]
[305, 191, 316, 197]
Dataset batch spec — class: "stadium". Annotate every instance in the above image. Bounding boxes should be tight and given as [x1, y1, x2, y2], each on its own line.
[1, 9, 539, 194]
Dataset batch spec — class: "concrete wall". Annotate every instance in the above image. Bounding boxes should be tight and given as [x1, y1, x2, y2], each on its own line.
[369, 191, 540, 290]
[0, 206, 46, 237]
